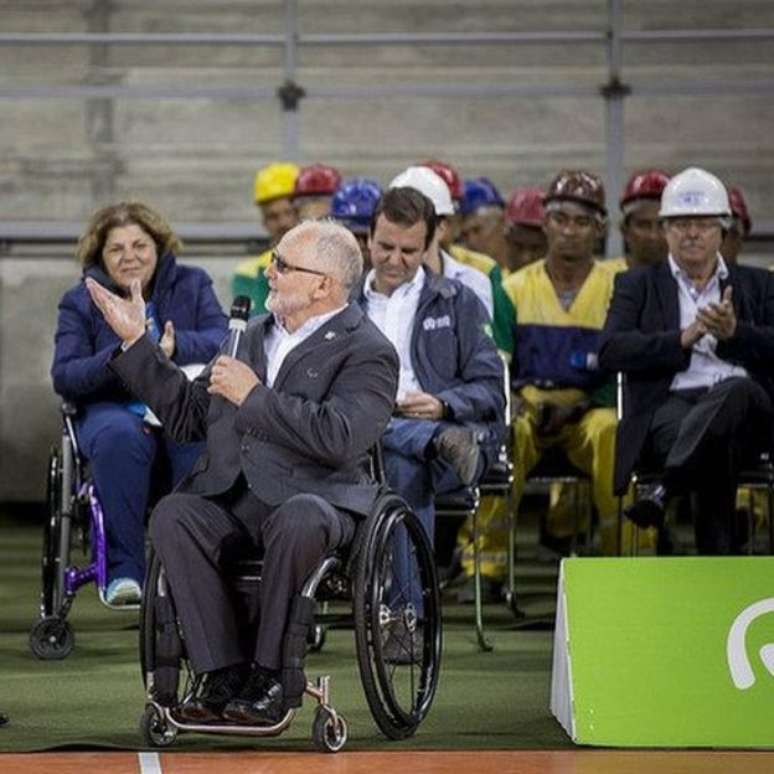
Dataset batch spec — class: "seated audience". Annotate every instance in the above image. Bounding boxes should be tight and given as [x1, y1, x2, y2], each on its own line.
[51, 201, 227, 603]
[721, 185, 753, 265]
[293, 163, 342, 221]
[504, 186, 548, 273]
[503, 170, 621, 556]
[600, 167, 774, 554]
[613, 169, 671, 271]
[360, 186, 505, 551]
[331, 176, 383, 268]
[232, 162, 300, 316]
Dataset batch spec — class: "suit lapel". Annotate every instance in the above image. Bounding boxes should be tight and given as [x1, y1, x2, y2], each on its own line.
[654, 261, 680, 331]
[720, 263, 742, 321]
[272, 304, 361, 391]
[249, 316, 271, 384]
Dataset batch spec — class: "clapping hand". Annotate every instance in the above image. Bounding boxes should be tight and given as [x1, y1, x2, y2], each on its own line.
[696, 286, 737, 341]
[160, 321, 175, 358]
[85, 277, 146, 347]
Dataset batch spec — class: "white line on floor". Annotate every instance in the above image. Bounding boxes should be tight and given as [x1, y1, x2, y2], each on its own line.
[138, 752, 163, 774]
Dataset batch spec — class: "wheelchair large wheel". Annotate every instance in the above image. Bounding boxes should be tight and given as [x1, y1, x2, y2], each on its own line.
[140, 551, 190, 714]
[40, 446, 64, 618]
[353, 491, 442, 740]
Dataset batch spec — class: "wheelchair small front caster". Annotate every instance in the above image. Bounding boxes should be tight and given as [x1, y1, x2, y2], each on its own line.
[29, 616, 75, 660]
[140, 704, 177, 748]
[312, 705, 348, 752]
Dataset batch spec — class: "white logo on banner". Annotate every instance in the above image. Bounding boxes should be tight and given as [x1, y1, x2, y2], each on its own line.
[727, 598, 774, 689]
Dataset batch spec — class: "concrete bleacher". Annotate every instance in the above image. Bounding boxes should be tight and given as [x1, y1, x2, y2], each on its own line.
[1, 1, 774, 500]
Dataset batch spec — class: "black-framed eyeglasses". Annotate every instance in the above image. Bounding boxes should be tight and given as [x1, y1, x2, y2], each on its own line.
[271, 250, 327, 277]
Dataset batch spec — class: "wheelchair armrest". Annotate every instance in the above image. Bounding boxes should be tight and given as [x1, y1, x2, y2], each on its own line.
[61, 401, 79, 418]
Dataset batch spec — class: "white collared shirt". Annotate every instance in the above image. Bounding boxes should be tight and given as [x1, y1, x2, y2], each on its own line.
[668, 253, 748, 391]
[441, 249, 493, 318]
[264, 305, 347, 388]
[363, 266, 424, 400]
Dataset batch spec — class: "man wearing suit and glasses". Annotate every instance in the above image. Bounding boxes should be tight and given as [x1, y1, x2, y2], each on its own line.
[600, 167, 774, 554]
[87, 220, 399, 725]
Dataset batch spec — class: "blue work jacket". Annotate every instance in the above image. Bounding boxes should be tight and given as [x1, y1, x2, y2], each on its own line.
[52, 252, 227, 404]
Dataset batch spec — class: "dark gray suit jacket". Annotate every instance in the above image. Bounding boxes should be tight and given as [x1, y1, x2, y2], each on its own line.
[110, 303, 400, 516]
[599, 260, 774, 493]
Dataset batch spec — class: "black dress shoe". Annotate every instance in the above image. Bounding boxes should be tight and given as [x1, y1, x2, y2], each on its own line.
[175, 663, 247, 723]
[625, 485, 667, 529]
[222, 674, 285, 726]
[434, 427, 481, 486]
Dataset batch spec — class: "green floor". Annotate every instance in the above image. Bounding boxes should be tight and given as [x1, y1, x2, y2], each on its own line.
[0, 516, 571, 752]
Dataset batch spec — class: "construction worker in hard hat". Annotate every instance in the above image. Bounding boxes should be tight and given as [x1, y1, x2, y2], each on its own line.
[232, 162, 300, 316]
[506, 170, 628, 556]
[294, 163, 342, 222]
[610, 170, 671, 273]
[602, 166, 774, 555]
[389, 166, 494, 321]
[460, 177, 511, 271]
[331, 177, 383, 268]
[417, 161, 516, 354]
[721, 185, 753, 265]
[504, 187, 548, 272]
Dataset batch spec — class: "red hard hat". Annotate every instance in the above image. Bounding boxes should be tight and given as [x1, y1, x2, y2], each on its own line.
[545, 170, 607, 216]
[294, 164, 342, 197]
[420, 159, 463, 201]
[620, 169, 670, 209]
[505, 187, 545, 228]
[727, 186, 752, 235]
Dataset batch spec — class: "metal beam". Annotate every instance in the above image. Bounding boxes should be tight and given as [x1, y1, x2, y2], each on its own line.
[1, 29, 773, 47]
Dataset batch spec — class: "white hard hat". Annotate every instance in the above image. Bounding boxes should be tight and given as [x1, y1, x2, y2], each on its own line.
[659, 167, 731, 219]
[389, 166, 455, 216]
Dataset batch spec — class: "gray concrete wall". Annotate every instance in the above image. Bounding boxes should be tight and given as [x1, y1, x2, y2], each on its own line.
[1, 0, 774, 500]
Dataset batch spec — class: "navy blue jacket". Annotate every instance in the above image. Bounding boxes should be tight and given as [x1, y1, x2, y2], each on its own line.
[52, 253, 228, 403]
[360, 270, 505, 434]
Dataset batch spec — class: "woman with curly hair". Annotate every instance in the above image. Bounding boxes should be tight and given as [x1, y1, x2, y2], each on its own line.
[52, 202, 228, 604]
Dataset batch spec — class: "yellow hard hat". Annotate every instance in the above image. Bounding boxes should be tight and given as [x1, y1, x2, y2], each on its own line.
[253, 162, 300, 205]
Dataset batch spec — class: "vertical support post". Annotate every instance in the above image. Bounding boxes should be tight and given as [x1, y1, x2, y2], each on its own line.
[281, 0, 300, 161]
[603, 0, 627, 258]
[83, 0, 117, 203]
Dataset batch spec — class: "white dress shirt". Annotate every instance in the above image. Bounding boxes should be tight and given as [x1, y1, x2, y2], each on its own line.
[668, 253, 747, 392]
[264, 305, 347, 388]
[363, 266, 425, 400]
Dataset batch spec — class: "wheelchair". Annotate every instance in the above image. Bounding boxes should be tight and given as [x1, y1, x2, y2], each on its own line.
[28, 402, 157, 659]
[139, 485, 443, 752]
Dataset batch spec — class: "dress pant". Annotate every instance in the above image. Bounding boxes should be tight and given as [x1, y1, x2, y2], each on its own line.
[76, 401, 203, 584]
[645, 377, 773, 554]
[150, 480, 355, 674]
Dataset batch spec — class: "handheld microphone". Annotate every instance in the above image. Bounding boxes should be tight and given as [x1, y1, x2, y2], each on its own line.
[226, 295, 251, 358]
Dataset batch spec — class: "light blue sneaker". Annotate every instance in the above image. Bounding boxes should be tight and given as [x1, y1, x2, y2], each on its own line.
[105, 577, 142, 606]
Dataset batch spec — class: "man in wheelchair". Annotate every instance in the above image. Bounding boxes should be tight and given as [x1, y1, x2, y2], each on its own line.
[87, 220, 399, 725]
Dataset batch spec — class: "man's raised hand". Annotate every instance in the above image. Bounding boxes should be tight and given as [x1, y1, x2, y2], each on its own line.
[86, 277, 146, 347]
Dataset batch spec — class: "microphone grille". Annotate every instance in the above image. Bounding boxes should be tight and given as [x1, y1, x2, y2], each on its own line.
[230, 295, 252, 322]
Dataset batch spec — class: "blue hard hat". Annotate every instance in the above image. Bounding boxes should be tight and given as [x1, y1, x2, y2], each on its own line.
[331, 177, 383, 232]
[461, 177, 505, 216]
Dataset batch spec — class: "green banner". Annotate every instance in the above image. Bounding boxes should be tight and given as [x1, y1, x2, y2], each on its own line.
[551, 557, 774, 747]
